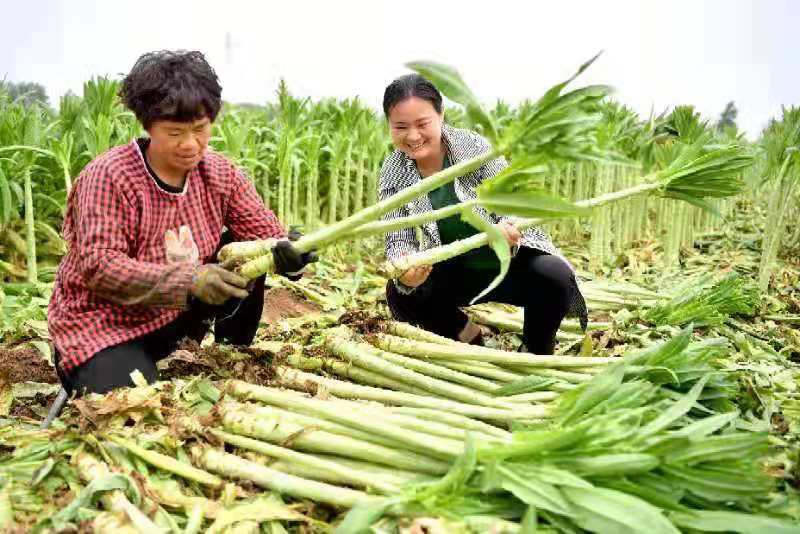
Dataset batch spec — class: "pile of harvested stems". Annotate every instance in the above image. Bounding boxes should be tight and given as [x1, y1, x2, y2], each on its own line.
[1, 320, 796, 532]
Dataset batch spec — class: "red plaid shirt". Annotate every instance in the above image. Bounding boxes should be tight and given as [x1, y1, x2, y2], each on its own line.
[48, 140, 284, 372]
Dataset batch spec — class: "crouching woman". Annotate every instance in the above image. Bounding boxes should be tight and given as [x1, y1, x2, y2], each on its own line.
[378, 74, 587, 354]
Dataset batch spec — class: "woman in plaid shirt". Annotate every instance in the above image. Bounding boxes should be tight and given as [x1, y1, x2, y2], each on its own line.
[48, 51, 314, 394]
[379, 74, 587, 354]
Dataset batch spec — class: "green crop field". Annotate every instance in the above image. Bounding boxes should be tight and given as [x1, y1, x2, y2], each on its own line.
[1, 60, 799, 533]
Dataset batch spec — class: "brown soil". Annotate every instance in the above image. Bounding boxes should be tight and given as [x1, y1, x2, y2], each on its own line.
[337, 309, 385, 334]
[158, 338, 277, 386]
[261, 287, 322, 324]
[10, 391, 57, 419]
[0, 345, 58, 384]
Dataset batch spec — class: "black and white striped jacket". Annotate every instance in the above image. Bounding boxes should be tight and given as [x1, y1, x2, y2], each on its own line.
[378, 124, 588, 328]
[378, 124, 558, 263]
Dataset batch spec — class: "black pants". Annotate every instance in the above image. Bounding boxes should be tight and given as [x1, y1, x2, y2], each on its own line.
[56, 232, 265, 395]
[386, 248, 574, 354]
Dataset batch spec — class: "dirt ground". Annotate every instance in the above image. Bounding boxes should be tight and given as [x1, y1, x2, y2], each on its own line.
[0, 287, 318, 390]
[261, 287, 322, 324]
[0, 345, 58, 384]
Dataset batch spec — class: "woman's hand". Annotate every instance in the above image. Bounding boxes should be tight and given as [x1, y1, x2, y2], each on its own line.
[399, 265, 432, 288]
[497, 220, 522, 247]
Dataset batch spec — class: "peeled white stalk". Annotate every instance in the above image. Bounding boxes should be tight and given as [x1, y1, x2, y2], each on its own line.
[190, 445, 379, 509]
[254, 370, 551, 422]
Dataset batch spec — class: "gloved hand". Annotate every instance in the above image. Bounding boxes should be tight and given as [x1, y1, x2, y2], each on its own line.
[272, 227, 318, 280]
[190, 264, 249, 306]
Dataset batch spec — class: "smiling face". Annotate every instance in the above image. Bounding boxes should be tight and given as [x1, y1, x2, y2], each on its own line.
[387, 96, 444, 167]
[146, 116, 212, 176]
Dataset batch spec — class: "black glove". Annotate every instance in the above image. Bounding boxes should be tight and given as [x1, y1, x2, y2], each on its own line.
[272, 228, 318, 280]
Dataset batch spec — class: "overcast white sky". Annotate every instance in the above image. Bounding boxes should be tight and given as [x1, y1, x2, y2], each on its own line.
[2, 0, 798, 138]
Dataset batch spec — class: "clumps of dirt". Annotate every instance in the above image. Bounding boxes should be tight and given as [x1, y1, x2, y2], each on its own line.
[10, 391, 57, 419]
[262, 287, 322, 324]
[0, 345, 58, 384]
[157, 347, 218, 379]
[337, 309, 385, 334]
[158, 338, 279, 386]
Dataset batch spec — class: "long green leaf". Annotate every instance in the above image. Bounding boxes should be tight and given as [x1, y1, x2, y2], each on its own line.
[406, 61, 498, 143]
[563, 486, 680, 534]
[461, 209, 511, 304]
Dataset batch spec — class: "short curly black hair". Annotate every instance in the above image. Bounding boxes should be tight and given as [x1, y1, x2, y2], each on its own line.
[120, 50, 222, 129]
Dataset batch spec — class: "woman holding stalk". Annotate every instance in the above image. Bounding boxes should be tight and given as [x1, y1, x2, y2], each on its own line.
[379, 74, 587, 353]
[48, 50, 315, 395]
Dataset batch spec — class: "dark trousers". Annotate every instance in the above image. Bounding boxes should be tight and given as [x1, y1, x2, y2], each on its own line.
[386, 248, 573, 354]
[56, 232, 265, 395]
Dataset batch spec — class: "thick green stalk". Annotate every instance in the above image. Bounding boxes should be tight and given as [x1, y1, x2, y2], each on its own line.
[380, 180, 661, 278]
[209, 428, 399, 494]
[244, 369, 548, 422]
[372, 333, 615, 368]
[286, 352, 420, 393]
[341, 140, 353, 219]
[386, 321, 459, 345]
[343, 201, 476, 241]
[269, 456, 431, 488]
[226, 381, 464, 458]
[218, 402, 450, 475]
[354, 148, 366, 214]
[190, 445, 378, 509]
[75, 452, 163, 533]
[224, 398, 447, 452]
[324, 334, 528, 409]
[758, 155, 797, 291]
[105, 435, 223, 488]
[23, 168, 37, 283]
[372, 344, 503, 394]
[434, 360, 527, 383]
[387, 407, 511, 440]
[230, 149, 501, 277]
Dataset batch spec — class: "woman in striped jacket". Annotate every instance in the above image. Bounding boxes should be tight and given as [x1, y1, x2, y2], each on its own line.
[379, 74, 587, 354]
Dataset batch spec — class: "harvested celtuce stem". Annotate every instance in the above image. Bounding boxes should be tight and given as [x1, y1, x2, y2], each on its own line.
[92, 512, 141, 534]
[386, 321, 459, 345]
[502, 365, 594, 383]
[386, 408, 511, 440]
[372, 333, 614, 368]
[218, 402, 450, 475]
[364, 343, 504, 394]
[286, 352, 430, 395]
[379, 183, 661, 278]
[328, 327, 502, 390]
[222, 521, 259, 534]
[183, 505, 204, 534]
[226, 398, 467, 450]
[323, 400, 504, 443]
[324, 333, 528, 409]
[265, 460, 410, 494]
[217, 238, 278, 267]
[209, 427, 400, 494]
[380, 141, 751, 278]
[503, 391, 560, 403]
[190, 445, 380, 509]
[226, 382, 465, 458]
[105, 435, 224, 489]
[341, 201, 477, 241]
[434, 360, 527, 382]
[226, 149, 502, 278]
[226, 397, 491, 449]
[75, 452, 164, 533]
[271, 455, 434, 487]
[265, 369, 551, 421]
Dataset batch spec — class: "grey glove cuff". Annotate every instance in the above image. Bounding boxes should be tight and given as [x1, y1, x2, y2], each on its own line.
[394, 279, 418, 295]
